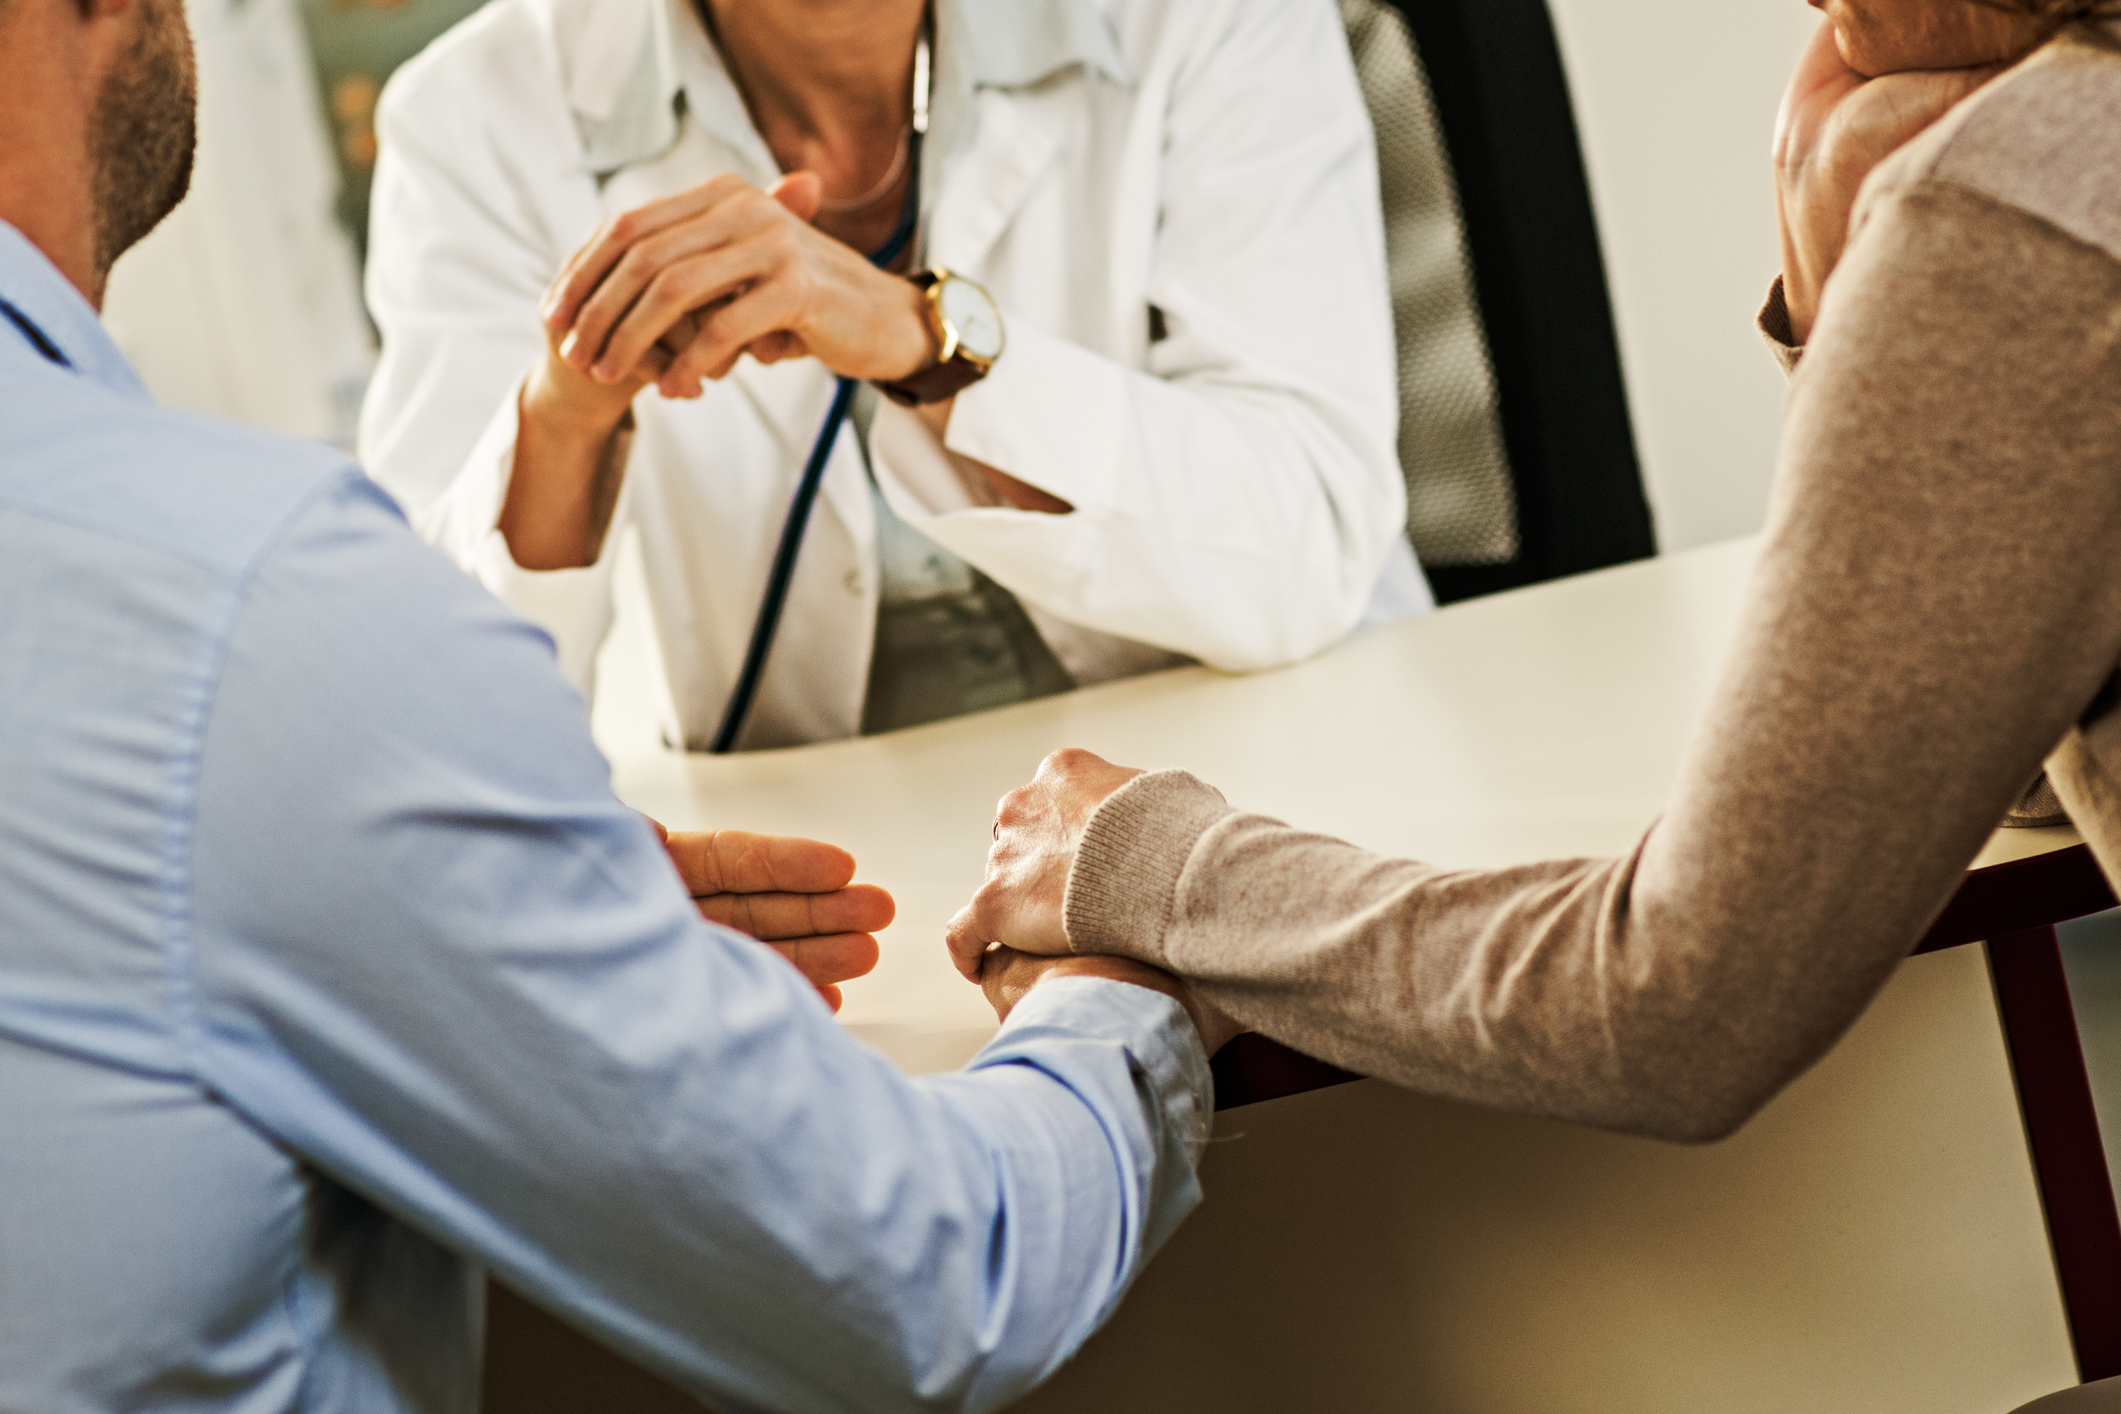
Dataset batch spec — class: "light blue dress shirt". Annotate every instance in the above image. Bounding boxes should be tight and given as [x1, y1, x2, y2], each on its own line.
[0, 220, 1210, 1414]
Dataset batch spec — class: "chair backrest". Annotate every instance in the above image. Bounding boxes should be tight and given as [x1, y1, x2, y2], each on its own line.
[1342, 0, 1656, 605]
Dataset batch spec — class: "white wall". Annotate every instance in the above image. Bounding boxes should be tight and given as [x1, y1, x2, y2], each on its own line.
[1547, 0, 1822, 552]
[101, 0, 373, 447]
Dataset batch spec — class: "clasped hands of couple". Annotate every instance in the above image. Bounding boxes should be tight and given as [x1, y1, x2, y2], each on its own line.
[646, 749, 1241, 1055]
[646, 8, 2014, 1058]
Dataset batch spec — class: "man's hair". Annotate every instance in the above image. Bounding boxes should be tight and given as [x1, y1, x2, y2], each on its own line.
[88, 0, 196, 278]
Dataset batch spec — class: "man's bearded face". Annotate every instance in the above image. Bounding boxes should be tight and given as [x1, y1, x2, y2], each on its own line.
[91, 0, 197, 278]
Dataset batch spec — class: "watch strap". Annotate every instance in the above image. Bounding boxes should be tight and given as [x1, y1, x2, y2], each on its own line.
[878, 356, 989, 407]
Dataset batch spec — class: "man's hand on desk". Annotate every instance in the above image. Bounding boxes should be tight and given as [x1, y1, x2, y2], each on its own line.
[652, 822, 891, 1013]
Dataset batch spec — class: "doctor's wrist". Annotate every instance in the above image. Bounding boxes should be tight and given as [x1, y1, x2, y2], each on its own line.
[869, 276, 940, 384]
[506, 366, 637, 571]
[525, 348, 639, 440]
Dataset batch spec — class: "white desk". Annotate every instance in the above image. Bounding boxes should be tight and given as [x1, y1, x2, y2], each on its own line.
[560, 537, 2080, 1414]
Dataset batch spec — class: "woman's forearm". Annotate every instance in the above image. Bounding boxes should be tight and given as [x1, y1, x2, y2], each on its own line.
[1070, 182, 2121, 1141]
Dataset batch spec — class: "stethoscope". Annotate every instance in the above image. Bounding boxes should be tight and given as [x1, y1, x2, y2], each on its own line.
[707, 29, 931, 753]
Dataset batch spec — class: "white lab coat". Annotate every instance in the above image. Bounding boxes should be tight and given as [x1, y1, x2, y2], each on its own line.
[361, 0, 1427, 749]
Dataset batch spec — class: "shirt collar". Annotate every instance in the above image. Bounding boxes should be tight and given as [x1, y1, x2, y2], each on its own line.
[564, 0, 1129, 177]
[0, 221, 149, 400]
[948, 0, 1128, 91]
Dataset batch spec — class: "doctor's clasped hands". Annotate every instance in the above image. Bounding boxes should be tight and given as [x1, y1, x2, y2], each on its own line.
[506, 171, 944, 571]
[543, 173, 939, 400]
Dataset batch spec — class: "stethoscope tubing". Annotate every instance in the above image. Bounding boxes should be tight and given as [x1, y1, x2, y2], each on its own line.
[707, 130, 925, 753]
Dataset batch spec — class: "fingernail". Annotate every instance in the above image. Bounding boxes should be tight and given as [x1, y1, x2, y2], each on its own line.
[559, 330, 579, 361]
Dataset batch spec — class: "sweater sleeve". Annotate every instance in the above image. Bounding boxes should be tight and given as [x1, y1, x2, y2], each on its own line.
[1066, 181, 2121, 1143]
[1758, 276, 1805, 376]
[1757, 266, 2063, 832]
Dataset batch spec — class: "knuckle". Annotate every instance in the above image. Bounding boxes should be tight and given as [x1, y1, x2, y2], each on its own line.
[639, 226, 686, 269]
[642, 270, 695, 323]
[638, 268, 675, 312]
[614, 243, 657, 290]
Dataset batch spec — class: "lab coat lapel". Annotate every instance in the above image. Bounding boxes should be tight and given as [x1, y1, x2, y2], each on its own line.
[542, 0, 680, 174]
[923, 0, 1124, 270]
[927, 87, 1066, 274]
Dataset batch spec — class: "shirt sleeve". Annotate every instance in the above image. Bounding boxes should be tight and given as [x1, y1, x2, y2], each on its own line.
[1065, 181, 2121, 1143]
[358, 48, 624, 693]
[867, 0, 1414, 672]
[183, 472, 1210, 1413]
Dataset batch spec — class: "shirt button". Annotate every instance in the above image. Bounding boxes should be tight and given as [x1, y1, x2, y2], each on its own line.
[844, 570, 864, 596]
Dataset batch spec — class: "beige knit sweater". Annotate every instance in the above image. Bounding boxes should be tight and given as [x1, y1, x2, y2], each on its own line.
[1063, 21, 2121, 1143]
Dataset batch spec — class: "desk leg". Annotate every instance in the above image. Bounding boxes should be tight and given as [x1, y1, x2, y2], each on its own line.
[1991, 925, 2121, 1381]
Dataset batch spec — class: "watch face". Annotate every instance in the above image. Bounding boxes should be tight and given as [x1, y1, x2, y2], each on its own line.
[939, 277, 1005, 362]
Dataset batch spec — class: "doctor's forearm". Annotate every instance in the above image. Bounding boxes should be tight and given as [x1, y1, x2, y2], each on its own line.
[501, 361, 636, 571]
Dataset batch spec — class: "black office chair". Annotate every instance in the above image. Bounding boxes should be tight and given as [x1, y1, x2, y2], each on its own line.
[1341, 0, 1656, 605]
[1212, 0, 1677, 1140]
[1221, 0, 1666, 1104]
[1208, 0, 1667, 1195]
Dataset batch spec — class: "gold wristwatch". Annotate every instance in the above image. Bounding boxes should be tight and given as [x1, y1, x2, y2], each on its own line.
[877, 268, 1005, 407]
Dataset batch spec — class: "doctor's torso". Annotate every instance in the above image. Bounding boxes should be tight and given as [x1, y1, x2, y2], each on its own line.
[360, 0, 1408, 749]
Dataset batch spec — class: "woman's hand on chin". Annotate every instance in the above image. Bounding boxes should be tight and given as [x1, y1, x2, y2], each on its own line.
[1774, 19, 2003, 344]
[538, 172, 936, 401]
